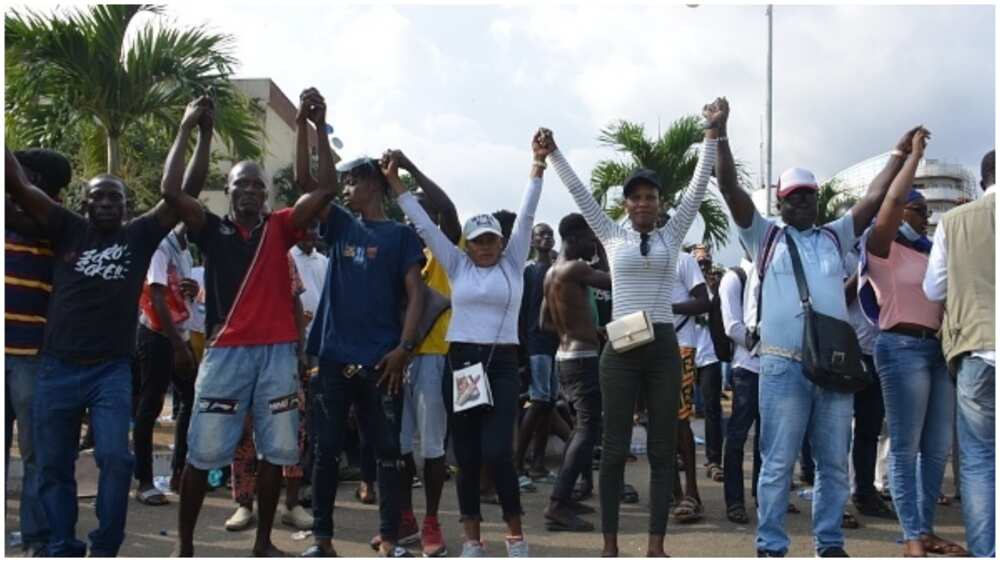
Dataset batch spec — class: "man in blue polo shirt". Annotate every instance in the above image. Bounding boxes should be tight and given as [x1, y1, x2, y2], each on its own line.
[713, 102, 919, 557]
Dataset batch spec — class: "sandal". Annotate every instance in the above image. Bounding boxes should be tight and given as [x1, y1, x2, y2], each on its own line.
[841, 512, 859, 529]
[672, 496, 704, 524]
[621, 484, 639, 504]
[135, 487, 169, 506]
[921, 535, 968, 557]
[705, 463, 724, 483]
[727, 504, 750, 524]
[787, 503, 801, 514]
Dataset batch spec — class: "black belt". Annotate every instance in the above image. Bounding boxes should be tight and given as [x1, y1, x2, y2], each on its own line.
[887, 325, 939, 340]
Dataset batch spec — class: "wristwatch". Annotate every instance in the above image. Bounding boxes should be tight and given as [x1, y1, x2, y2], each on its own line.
[401, 340, 417, 353]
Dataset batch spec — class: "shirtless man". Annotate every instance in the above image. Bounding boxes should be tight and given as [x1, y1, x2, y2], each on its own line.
[541, 213, 611, 532]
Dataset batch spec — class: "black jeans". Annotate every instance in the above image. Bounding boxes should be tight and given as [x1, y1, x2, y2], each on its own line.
[551, 357, 602, 503]
[445, 343, 523, 522]
[311, 362, 403, 541]
[133, 325, 194, 484]
[699, 361, 723, 465]
[723, 367, 761, 509]
[852, 354, 884, 499]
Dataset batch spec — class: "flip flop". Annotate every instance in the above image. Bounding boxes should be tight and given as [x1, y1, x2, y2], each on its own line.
[787, 503, 801, 514]
[921, 536, 969, 557]
[727, 504, 750, 524]
[705, 463, 724, 483]
[134, 488, 169, 506]
[621, 484, 639, 504]
[841, 512, 860, 529]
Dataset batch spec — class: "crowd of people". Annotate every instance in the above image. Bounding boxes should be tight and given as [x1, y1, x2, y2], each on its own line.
[4, 90, 995, 558]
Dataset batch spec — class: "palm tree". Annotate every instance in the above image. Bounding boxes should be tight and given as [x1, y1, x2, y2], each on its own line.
[5, 4, 263, 176]
[590, 117, 750, 249]
[816, 178, 858, 224]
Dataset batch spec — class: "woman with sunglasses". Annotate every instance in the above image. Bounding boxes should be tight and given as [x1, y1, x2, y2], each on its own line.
[862, 128, 968, 557]
[545, 98, 725, 557]
[383, 130, 553, 557]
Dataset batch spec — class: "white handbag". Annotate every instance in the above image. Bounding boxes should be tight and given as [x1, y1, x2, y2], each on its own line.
[606, 310, 656, 352]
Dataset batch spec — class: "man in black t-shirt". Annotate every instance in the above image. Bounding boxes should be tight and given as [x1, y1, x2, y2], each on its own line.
[3, 99, 211, 557]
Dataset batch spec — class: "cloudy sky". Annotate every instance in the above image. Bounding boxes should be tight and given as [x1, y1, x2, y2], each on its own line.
[163, 2, 994, 263]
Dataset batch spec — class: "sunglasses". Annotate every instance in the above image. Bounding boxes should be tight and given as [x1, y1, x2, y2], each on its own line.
[640, 233, 650, 257]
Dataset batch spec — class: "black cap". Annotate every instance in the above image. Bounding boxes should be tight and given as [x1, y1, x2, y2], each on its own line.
[622, 168, 662, 197]
[14, 148, 72, 195]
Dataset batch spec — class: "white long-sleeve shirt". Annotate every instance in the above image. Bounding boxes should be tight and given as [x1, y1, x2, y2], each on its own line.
[397, 178, 543, 345]
[549, 140, 717, 325]
[922, 185, 995, 364]
[719, 264, 759, 373]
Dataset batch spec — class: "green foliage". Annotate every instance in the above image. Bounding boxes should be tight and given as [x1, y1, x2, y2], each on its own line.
[590, 117, 748, 249]
[5, 4, 265, 214]
[816, 178, 858, 224]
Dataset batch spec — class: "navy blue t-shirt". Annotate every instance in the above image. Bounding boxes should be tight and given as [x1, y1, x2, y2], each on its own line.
[307, 205, 424, 366]
[519, 260, 559, 356]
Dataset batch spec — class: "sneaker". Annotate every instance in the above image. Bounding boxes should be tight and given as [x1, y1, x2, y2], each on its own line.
[421, 515, 447, 557]
[280, 505, 314, 530]
[460, 540, 486, 557]
[518, 475, 537, 493]
[818, 546, 850, 557]
[381, 545, 414, 558]
[505, 536, 529, 558]
[225, 505, 256, 531]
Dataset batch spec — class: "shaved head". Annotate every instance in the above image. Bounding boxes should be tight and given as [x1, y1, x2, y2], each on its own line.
[227, 161, 268, 189]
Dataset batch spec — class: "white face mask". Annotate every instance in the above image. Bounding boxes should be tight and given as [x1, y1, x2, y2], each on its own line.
[898, 220, 922, 241]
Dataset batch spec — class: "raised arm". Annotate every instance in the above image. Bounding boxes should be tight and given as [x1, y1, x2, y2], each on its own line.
[5, 147, 58, 229]
[547, 132, 618, 243]
[664, 98, 723, 241]
[565, 260, 612, 290]
[390, 149, 462, 244]
[292, 89, 342, 230]
[385, 153, 463, 274]
[504, 129, 552, 268]
[295, 88, 320, 193]
[849, 126, 921, 235]
[152, 97, 214, 230]
[866, 128, 929, 258]
[713, 99, 756, 229]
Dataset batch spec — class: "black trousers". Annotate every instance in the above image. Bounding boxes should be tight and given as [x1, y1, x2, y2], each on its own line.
[723, 367, 761, 508]
[699, 362, 723, 465]
[852, 354, 884, 499]
[445, 343, 523, 522]
[551, 357, 602, 502]
[133, 325, 194, 484]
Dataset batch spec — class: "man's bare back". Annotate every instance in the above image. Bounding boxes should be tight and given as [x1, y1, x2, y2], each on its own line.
[543, 258, 610, 353]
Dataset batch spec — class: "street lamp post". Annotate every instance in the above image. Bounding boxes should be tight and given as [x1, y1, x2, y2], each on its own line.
[765, 5, 773, 216]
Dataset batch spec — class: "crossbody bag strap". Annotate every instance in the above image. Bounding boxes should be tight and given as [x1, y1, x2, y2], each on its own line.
[781, 228, 812, 309]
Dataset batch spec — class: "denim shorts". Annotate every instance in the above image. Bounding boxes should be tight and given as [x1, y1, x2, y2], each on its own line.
[187, 343, 300, 470]
[528, 354, 559, 403]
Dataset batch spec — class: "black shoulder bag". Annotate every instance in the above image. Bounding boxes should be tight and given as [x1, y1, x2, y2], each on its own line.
[784, 231, 871, 394]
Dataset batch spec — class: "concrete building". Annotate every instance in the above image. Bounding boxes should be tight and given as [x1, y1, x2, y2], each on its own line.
[202, 78, 316, 215]
[829, 152, 979, 233]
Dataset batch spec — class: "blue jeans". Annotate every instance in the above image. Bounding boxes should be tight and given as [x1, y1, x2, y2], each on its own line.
[874, 332, 954, 541]
[955, 356, 995, 557]
[33, 356, 134, 557]
[528, 354, 558, 403]
[6, 355, 49, 549]
[756, 355, 853, 555]
[723, 367, 760, 509]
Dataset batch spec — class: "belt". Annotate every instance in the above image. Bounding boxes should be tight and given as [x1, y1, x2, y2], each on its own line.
[887, 325, 939, 340]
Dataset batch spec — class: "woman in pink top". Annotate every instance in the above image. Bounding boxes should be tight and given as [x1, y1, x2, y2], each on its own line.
[865, 128, 967, 557]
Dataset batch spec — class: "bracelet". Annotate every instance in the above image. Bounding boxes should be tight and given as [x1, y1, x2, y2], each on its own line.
[890, 149, 905, 158]
[533, 159, 547, 169]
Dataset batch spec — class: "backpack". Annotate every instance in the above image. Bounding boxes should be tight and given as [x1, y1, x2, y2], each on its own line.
[708, 267, 747, 362]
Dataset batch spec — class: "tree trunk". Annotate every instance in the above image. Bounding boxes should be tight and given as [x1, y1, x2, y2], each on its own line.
[107, 134, 120, 176]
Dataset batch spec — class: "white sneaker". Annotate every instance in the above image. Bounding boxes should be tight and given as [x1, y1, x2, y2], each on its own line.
[280, 505, 314, 530]
[505, 537, 529, 558]
[225, 505, 256, 531]
[460, 540, 486, 557]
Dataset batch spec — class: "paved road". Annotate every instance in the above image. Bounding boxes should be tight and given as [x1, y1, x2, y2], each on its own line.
[5, 419, 968, 558]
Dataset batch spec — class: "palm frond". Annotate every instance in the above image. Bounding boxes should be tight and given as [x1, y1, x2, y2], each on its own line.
[589, 159, 631, 208]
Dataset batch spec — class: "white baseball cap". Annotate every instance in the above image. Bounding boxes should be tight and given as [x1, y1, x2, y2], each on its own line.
[463, 214, 503, 241]
[777, 167, 819, 198]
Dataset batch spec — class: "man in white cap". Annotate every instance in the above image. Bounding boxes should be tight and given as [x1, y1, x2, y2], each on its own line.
[712, 109, 921, 557]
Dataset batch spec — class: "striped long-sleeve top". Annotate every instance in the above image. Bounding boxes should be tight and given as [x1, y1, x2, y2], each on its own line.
[549, 139, 717, 326]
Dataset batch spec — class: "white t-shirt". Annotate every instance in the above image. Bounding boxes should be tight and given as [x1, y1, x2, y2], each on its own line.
[672, 252, 706, 349]
[140, 232, 193, 337]
[188, 266, 206, 335]
[290, 245, 330, 338]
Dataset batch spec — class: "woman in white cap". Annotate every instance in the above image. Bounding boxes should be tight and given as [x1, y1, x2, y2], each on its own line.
[383, 129, 553, 558]
[544, 99, 725, 557]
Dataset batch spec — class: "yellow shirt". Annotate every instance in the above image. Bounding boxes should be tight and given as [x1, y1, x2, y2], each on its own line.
[415, 248, 452, 355]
